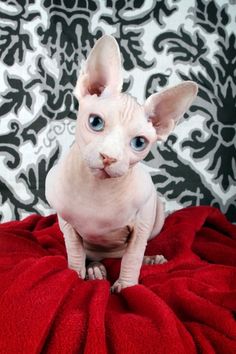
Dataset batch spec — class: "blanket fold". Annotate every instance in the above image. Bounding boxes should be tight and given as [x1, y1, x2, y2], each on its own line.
[0, 206, 235, 353]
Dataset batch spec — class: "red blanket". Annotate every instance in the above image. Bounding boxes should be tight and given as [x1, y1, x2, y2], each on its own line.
[0, 206, 235, 353]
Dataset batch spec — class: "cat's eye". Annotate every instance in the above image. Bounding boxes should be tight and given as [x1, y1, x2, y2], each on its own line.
[88, 115, 105, 131]
[130, 136, 148, 151]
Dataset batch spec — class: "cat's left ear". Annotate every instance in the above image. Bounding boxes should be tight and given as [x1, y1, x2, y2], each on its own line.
[144, 81, 198, 141]
[74, 35, 123, 100]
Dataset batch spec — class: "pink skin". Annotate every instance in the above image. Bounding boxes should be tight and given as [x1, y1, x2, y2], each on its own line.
[45, 35, 198, 293]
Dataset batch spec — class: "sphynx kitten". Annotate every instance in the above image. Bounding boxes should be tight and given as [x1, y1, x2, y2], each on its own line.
[46, 35, 198, 293]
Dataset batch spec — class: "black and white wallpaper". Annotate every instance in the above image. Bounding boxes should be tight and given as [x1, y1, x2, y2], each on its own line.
[0, 0, 235, 223]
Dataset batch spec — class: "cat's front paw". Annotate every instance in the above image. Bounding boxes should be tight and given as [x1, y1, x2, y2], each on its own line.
[68, 263, 86, 279]
[111, 279, 137, 293]
[78, 267, 86, 279]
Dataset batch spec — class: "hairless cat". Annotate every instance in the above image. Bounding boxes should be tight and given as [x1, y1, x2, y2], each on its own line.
[46, 35, 198, 293]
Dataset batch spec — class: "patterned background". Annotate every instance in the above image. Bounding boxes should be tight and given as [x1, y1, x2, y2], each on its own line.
[0, 0, 235, 223]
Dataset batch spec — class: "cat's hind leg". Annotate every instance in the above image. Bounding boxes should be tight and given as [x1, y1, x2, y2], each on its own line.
[86, 261, 107, 280]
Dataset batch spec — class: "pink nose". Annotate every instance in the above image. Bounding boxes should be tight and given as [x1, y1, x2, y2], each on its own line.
[100, 153, 117, 167]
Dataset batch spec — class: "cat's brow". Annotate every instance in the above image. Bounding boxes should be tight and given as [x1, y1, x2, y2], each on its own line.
[119, 94, 142, 123]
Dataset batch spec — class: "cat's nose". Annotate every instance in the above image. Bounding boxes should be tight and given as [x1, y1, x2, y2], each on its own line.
[100, 153, 117, 167]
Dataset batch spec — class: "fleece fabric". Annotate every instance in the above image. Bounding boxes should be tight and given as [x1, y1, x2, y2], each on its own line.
[0, 206, 235, 354]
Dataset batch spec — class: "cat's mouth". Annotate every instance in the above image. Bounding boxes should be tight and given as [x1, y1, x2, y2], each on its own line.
[91, 168, 112, 179]
[98, 169, 112, 179]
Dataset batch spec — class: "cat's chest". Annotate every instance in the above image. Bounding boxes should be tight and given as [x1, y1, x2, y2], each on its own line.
[61, 188, 136, 237]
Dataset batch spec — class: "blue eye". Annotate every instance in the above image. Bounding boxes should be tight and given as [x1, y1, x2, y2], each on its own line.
[88, 115, 105, 131]
[130, 136, 148, 151]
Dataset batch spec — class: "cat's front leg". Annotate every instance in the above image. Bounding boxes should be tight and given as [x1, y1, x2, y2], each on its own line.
[58, 216, 86, 279]
[111, 226, 148, 293]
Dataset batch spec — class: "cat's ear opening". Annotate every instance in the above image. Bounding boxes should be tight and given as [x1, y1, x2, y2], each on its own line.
[144, 81, 198, 141]
[74, 35, 123, 100]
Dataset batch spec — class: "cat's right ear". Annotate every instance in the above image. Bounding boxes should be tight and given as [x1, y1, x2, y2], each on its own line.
[74, 35, 123, 100]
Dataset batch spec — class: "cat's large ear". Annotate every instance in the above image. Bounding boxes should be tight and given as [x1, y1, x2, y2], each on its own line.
[74, 35, 123, 100]
[144, 81, 198, 141]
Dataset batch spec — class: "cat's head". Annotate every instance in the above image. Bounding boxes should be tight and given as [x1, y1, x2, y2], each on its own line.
[74, 35, 198, 179]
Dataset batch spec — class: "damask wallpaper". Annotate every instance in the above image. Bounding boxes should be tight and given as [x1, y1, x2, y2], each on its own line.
[0, 0, 235, 222]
